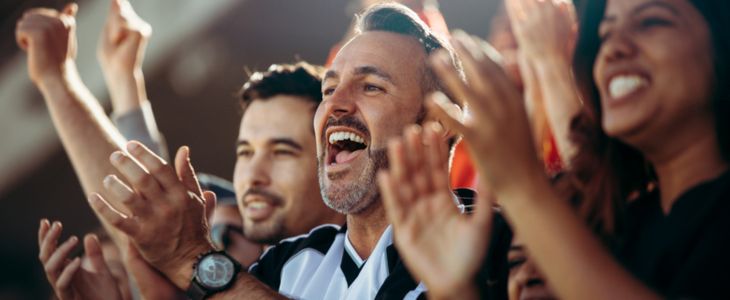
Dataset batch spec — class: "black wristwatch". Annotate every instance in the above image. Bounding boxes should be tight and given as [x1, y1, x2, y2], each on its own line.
[185, 250, 241, 300]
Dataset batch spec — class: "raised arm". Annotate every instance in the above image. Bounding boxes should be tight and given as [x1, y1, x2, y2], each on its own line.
[428, 32, 659, 300]
[98, 0, 168, 159]
[506, 0, 582, 166]
[16, 4, 131, 242]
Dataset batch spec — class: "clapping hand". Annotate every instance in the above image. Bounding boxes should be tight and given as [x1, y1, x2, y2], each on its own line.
[87, 141, 216, 289]
[38, 220, 125, 300]
[506, 0, 577, 64]
[378, 124, 493, 300]
[428, 32, 544, 198]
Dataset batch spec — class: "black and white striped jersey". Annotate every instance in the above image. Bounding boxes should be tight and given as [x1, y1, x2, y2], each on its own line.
[248, 224, 426, 300]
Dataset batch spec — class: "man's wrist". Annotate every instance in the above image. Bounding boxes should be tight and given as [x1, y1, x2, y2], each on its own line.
[164, 243, 216, 291]
[36, 60, 77, 93]
[104, 68, 147, 114]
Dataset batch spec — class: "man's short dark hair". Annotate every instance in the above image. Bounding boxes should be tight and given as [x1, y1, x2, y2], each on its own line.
[238, 62, 324, 113]
[355, 3, 464, 150]
[355, 2, 463, 99]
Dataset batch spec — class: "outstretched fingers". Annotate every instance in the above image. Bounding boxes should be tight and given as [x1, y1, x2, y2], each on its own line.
[125, 141, 181, 194]
[44, 235, 79, 285]
[39, 221, 63, 263]
[55, 257, 81, 294]
[404, 125, 433, 197]
[174, 146, 202, 197]
[380, 138, 412, 224]
[424, 123, 450, 192]
[88, 193, 139, 236]
[84, 234, 113, 275]
[426, 92, 470, 139]
[378, 170, 407, 227]
[450, 33, 514, 117]
[428, 50, 471, 109]
[103, 174, 147, 216]
[110, 150, 165, 204]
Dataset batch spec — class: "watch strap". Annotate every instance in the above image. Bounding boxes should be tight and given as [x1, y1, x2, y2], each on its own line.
[186, 280, 209, 300]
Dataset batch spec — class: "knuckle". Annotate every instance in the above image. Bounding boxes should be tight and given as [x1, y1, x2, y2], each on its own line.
[120, 191, 136, 204]
[110, 216, 125, 227]
[147, 162, 166, 176]
[133, 173, 155, 189]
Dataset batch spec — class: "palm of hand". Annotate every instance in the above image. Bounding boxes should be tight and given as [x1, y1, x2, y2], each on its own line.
[429, 33, 542, 196]
[63, 257, 124, 300]
[393, 189, 490, 293]
[506, 0, 576, 60]
[379, 124, 493, 297]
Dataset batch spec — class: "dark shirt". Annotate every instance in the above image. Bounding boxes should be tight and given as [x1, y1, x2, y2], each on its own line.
[618, 171, 730, 299]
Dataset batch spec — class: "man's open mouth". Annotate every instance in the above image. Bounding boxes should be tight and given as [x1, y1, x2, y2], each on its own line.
[326, 128, 368, 166]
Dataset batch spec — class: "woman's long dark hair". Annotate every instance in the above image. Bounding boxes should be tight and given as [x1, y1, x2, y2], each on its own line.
[568, 0, 730, 243]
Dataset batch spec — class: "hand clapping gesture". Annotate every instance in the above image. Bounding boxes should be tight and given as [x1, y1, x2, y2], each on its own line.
[38, 220, 124, 300]
[379, 31, 545, 299]
[429, 32, 544, 197]
[506, 0, 577, 64]
[378, 124, 494, 300]
[87, 141, 216, 289]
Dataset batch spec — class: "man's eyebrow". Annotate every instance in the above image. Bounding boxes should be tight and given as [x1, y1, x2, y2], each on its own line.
[323, 70, 338, 82]
[269, 138, 303, 151]
[236, 140, 249, 147]
[354, 65, 395, 84]
[236, 139, 303, 151]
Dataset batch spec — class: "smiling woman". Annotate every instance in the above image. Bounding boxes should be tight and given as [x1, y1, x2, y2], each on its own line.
[560, 0, 730, 297]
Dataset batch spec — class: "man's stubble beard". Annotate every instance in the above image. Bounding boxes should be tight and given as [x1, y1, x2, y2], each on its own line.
[243, 215, 286, 245]
[318, 148, 388, 215]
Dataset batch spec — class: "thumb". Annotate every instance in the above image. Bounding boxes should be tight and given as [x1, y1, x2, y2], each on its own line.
[83, 234, 113, 275]
[63, 3, 78, 17]
[174, 146, 202, 196]
[109, 0, 121, 14]
[202, 191, 217, 223]
[426, 92, 470, 139]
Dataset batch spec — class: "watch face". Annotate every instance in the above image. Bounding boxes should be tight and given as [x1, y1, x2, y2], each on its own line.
[196, 253, 236, 289]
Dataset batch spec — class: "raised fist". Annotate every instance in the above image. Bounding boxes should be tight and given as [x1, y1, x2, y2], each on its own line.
[16, 3, 78, 84]
[97, 0, 151, 77]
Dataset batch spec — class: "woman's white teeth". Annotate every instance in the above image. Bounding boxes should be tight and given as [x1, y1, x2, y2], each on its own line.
[609, 75, 647, 99]
[328, 131, 365, 145]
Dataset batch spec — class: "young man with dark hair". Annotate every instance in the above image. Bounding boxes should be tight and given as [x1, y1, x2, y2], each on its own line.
[18, 2, 463, 299]
[233, 63, 345, 246]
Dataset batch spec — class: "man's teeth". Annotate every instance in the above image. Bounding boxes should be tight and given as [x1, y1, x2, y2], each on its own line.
[328, 131, 365, 145]
[609, 75, 647, 99]
[248, 202, 269, 209]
